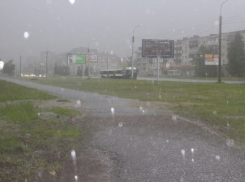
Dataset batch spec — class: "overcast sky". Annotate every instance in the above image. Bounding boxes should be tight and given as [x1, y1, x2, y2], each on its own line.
[0, 0, 245, 63]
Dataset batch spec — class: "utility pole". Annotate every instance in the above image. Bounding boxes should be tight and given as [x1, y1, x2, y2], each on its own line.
[131, 24, 142, 78]
[218, 0, 229, 83]
[20, 56, 21, 77]
[88, 39, 95, 77]
[46, 51, 48, 77]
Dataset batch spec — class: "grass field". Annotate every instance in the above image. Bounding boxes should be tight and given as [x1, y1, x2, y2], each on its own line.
[25, 76, 245, 147]
[0, 80, 82, 181]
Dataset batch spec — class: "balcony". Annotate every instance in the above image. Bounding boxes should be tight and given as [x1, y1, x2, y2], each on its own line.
[175, 46, 182, 50]
[206, 40, 218, 46]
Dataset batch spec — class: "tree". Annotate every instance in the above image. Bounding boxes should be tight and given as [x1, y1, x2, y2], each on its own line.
[192, 45, 218, 77]
[227, 32, 245, 77]
[84, 66, 93, 76]
[77, 66, 83, 76]
[3, 60, 15, 76]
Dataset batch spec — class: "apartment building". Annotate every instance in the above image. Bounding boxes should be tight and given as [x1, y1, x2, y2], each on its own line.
[137, 29, 245, 76]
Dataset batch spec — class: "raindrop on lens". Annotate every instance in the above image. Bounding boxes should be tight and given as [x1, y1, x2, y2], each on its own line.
[69, 0, 75, 4]
[71, 150, 76, 159]
[38, 172, 42, 178]
[172, 115, 177, 121]
[24, 31, 29, 39]
[111, 107, 115, 115]
[226, 138, 234, 147]
[215, 155, 220, 160]
[181, 150, 185, 156]
[76, 100, 81, 105]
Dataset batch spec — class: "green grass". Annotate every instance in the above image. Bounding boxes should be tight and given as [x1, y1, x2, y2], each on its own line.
[0, 102, 37, 122]
[50, 106, 81, 116]
[0, 80, 56, 102]
[25, 77, 245, 146]
[0, 80, 82, 181]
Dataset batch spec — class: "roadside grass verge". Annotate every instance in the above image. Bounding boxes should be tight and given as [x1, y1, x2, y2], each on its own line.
[0, 80, 56, 102]
[50, 106, 81, 116]
[26, 77, 245, 146]
[0, 80, 82, 181]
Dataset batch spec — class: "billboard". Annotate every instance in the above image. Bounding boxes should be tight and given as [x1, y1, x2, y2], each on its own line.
[142, 39, 174, 58]
[67, 54, 86, 64]
[86, 54, 98, 63]
[205, 54, 219, 65]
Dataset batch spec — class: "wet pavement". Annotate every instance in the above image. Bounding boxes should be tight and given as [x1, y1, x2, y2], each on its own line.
[1, 77, 245, 182]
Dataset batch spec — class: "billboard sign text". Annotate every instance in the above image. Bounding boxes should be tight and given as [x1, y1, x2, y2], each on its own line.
[86, 54, 98, 63]
[205, 54, 219, 65]
[67, 54, 86, 64]
[142, 39, 174, 58]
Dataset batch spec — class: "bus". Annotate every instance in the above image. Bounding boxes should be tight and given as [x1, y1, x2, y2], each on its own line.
[100, 67, 137, 79]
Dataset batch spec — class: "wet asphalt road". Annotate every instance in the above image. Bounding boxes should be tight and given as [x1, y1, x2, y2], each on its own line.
[1, 77, 245, 182]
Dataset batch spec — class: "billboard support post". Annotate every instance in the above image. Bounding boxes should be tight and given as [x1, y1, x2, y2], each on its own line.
[88, 39, 95, 77]
[157, 57, 160, 81]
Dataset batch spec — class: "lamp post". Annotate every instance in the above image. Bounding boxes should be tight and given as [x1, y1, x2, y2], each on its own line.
[88, 39, 95, 77]
[20, 54, 22, 77]
[20, 55, 21, 77]
[131, 24, 142, 78]
[218, 0, 229, 83]
[46, 45, 52, 77]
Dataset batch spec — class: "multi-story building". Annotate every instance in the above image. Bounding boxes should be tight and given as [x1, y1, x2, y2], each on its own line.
[136, 29, 245, 77]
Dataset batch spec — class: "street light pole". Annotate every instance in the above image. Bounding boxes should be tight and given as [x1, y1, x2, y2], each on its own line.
[20, 56, 22, 77]
[46, 45, 52, 77]
[46, 51, 48, 77]
[218, 0, 229, 83]
[131, 24, 142, 78]
[88, 40, 95, 77]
